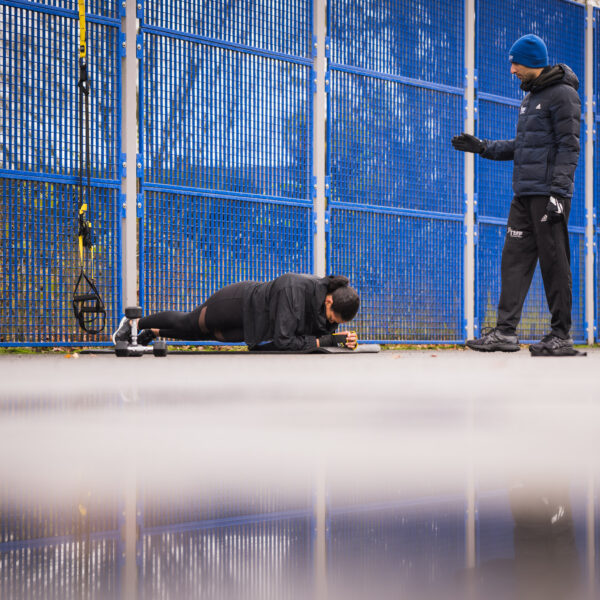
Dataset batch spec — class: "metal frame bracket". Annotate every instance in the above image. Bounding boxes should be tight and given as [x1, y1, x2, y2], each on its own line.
[136, 34, 143, 59]
[120, 194, 127, 218]
[136, 193, 144, 219]
[120, 153, 127, 179]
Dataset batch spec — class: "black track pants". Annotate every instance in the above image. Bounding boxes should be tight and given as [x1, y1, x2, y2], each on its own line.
[138, 282, 252, 342]
[496, 195, 572, 338]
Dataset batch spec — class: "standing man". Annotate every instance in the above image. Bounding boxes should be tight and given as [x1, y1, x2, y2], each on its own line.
[453, 34, 581, 356]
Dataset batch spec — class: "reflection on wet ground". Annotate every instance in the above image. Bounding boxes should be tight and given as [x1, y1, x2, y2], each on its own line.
[1, 352, 598, 599]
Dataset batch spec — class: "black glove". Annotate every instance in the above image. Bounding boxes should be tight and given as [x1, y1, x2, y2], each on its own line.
[543, 196, 565, 224]
[331, 333, 348, 346]
[451, 133, 485, 154]
[318, 334, 338, 347]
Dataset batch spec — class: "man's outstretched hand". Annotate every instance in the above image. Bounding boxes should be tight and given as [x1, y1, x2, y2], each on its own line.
[451, 133, 485, 154]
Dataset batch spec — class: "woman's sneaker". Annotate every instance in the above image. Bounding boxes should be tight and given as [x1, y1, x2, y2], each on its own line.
[529, 334, 576, 356]
[112, 316, 131, 344]
[466, 327, 520, 352]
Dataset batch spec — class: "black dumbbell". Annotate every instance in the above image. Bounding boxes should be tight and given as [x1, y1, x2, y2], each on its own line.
[124, 306, 142, 345]
[152, 340, 168, 357]
[115, 340, 129, 357]
[124, 306, 142, 319]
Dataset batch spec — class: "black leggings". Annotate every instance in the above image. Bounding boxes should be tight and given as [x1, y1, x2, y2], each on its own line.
[138, 282, 251, 342]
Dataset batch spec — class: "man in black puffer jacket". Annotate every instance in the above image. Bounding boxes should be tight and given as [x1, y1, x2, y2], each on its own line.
[452, 34, 581, 356]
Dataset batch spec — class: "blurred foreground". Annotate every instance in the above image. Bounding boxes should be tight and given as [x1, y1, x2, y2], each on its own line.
[1, 349, 598, 599]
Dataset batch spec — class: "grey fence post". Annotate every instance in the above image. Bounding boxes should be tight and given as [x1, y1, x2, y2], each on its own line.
[313, 0, 327, 277]
[121, 0, 139, 309]
[120, 0, 139, 590]
[463, 0, 477, 341]
[585, 0, 596, 344]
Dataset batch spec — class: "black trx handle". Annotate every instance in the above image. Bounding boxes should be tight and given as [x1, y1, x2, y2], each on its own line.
[73, 0, 105, 334]
[73, 269, 106, 335]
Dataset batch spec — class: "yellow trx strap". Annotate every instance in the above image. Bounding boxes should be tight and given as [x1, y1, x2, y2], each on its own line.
[78, 0, 86, 59]
[72, 0, 106, 335]
[77, 0, 91, 270]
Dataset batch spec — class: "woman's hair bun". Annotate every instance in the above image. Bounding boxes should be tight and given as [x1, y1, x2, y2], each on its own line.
[326, 275, 349, 292]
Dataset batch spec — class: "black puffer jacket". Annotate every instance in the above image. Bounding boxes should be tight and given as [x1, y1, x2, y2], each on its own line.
[481, 64, 581, 199]
[242, 273, 338, 351]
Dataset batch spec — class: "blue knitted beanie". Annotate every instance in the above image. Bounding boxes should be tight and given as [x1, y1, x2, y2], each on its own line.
[509, 34, 549, 68]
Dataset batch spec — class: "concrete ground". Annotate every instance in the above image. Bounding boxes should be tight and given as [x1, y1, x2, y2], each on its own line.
[1, 347, 599, 501]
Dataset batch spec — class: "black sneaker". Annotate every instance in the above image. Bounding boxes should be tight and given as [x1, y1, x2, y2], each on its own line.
[466, 327, 520, 352]
[529, 334, 576, 356]
[112, 316, 131, 344]
[137, 329, 157, 347]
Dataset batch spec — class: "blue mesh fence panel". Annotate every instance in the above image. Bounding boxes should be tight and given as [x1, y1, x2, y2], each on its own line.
[596, 7, 600, 341]
[1, 181, 121, 343]
[328, 0, 464, 89]
[143, 0, 312, 57]
[329, 210, 463, 341]
[569, 121, 586, 229]
[1, 1, 122, 344]
[141, 194, 311, 314]
[12, 0, 120, 19]
[569, 231, 586, 342]
[328, 71, 464, 214]
[140, 1, 314, 317]
[142, 36, 310, 196]
[475, 0, 586, 342]
[327, 0, 464, 342]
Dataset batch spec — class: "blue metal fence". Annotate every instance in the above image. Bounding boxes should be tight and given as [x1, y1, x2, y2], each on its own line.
[326, 0, 465, 342]
[138, 0, 315, 318]
[475, 0, 586, 342]
[0, 0, 597, 345]
[595, 6, 600, 343]
[0, 0, 122, 345]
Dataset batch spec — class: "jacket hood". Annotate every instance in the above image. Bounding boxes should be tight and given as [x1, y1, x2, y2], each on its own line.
[521, 63, 579, 93]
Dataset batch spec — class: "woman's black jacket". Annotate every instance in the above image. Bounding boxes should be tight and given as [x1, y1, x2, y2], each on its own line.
[242, 273, 338, 351]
